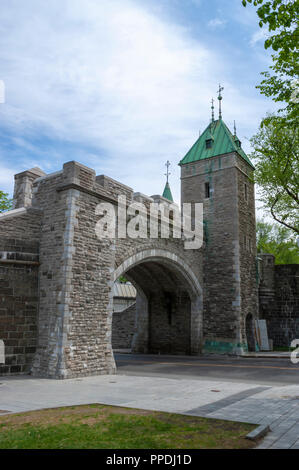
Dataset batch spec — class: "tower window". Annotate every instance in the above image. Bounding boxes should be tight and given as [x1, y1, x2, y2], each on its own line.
[206, 139, 213, 149]
[205, 182, 210, 199]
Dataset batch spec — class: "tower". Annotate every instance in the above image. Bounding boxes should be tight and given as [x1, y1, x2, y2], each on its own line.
[180, 95, 257, 354]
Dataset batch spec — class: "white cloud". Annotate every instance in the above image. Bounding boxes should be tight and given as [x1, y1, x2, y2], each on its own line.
[250, 28, 268, 46]
[0, 0, 272, 202]
[208, 18, 226, 29]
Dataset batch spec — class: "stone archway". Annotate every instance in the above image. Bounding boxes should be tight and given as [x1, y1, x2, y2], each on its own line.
[112, 249, 203, 356]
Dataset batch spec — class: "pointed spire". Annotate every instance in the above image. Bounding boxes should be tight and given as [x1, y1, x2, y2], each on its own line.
[163, 160, 173, 201]
[162, 182, 173, 201]
[217, 84, 224, 119]
[211, 98, 215, 122]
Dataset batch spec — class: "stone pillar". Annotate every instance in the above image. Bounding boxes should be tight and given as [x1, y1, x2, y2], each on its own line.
[31, 161, 116, 378]
[13, 167, 45, 209]
[63, 160, 96, 189]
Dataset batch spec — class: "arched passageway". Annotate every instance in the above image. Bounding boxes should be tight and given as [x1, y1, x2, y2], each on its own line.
[112, 250, 203, 357]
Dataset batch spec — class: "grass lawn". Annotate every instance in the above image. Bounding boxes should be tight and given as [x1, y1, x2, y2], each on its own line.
[0, 404, 257, 449]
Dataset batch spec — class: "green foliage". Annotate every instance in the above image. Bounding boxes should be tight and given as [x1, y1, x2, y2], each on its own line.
[118, 275, 128, 283]
[242, 1, 299, 232]
[0, 191, 12, 213]
[256, 219, 299, 264]
[250, 114, 299, 234]
[242, 0, 299, 123]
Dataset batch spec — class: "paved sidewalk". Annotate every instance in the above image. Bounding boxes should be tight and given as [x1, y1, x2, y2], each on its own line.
[0, 374, 298, 448]
[190, 385, 299, 449]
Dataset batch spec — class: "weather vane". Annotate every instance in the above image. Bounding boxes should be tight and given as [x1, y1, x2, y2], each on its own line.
[165, 160, 171, 183]
[211, 98, 215, 122]
[217, 84, 224, 119]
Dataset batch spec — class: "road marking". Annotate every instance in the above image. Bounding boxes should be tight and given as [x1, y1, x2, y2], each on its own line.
[116, 359, 299, 371]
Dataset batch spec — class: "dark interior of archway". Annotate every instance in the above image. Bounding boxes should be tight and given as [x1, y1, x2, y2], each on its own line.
[246, 314, 256, 352]
[113, 261, 192, 355]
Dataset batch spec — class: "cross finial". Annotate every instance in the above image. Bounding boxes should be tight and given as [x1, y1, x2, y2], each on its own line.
[217, 84, 224, 119]
[165, 160, 171, 183]
[211, 98, 215, 122]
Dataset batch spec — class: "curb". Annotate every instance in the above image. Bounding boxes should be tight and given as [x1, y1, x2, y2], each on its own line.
[242, 355, 291, 359]
[246, 424, 270, 441]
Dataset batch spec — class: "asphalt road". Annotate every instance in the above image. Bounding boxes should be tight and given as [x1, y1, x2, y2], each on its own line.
[115, 353, 299, 386]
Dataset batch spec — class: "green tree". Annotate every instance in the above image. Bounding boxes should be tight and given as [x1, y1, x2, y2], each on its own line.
[256, 219, 299, 264]
[0, 191, 12, 213]
[250, 114, 299, 234]
[242, 0, 299, 122]
[243, 1, 299, 232]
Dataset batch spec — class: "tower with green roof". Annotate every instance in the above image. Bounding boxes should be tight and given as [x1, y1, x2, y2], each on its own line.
[180, 89, 257, 354]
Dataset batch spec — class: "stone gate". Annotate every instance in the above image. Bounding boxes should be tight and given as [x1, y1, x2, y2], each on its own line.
[0, 115, 259, 378]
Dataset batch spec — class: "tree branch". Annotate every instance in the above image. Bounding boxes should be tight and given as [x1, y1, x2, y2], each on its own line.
[270, 195, 299, 234]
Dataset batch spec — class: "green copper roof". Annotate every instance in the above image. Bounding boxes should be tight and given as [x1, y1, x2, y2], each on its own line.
[179, 119, 254, 168]
[162, 182, 173, 201]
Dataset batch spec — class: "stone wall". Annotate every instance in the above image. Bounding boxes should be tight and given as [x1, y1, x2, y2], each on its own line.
[0, 208, 42, 240]
[112, 302, 136, 349]
[259, 255, 299, 348]
[0, 204, 41, 376]
[0, 237, 39, 375]
[149, 290, 191, 355]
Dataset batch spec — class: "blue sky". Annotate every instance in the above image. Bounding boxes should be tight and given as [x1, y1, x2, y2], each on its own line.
[0, 0, 276, 204]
